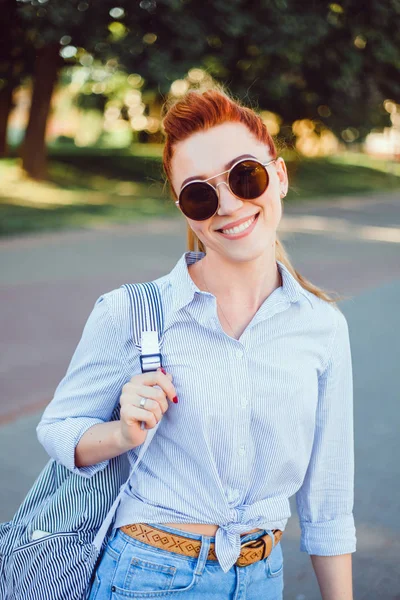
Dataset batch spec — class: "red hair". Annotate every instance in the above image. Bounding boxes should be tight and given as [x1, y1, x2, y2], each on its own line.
[161, 87, 344, 304]
[162, 88, 277, 200]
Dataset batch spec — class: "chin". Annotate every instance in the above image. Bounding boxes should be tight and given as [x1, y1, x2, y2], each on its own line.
[207, 240, 271, 264]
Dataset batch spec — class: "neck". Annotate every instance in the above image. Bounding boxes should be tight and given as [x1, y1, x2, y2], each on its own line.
[190, 247, 282, 311]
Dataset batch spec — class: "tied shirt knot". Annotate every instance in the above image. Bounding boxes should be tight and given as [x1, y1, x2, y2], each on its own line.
[215, 508, 263, 573]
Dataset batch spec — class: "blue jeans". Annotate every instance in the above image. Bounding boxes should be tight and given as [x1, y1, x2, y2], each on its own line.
[88, 523, 284, 599]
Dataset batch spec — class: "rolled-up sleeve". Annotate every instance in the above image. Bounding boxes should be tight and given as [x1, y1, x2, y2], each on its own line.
[36, 291, 132, 478]
[295, 309, 356, 555]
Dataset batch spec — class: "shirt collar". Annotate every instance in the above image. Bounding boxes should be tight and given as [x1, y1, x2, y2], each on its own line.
[276, 259, 313, 306]
[167, 251, 312, 316]
[168, 251, 204, 314]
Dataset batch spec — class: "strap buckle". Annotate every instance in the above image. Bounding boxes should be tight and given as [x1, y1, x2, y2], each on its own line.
[140, 353, 162, 372]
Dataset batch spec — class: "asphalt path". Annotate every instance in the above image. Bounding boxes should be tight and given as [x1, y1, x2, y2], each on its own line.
[0, 191, 399, 599]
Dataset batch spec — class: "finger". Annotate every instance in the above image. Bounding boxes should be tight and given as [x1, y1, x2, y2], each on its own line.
[121, 403, 161, 428]
[121, 381, 171, 411]
[135, 385, 168, 414]
[157, 367, 173, 382]
[132, 371, 177, 403]
[136, 395, 164, 422]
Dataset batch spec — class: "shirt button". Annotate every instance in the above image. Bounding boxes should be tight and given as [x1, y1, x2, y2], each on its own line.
[238, 445, 246, 456]
[241, 399, 248, 408]
[235, 349, 244, 359]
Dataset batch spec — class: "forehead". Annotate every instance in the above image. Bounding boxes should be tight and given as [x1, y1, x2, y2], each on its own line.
[171, 121, 270, 188]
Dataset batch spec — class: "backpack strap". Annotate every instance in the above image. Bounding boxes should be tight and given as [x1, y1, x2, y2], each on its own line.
[93, 281, 164, 552]
[121, 281, 164, 351]
[122, 281, 163, 428]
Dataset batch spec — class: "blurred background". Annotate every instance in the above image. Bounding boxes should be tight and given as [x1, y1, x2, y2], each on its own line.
[0, 1, 399, 599]
[1, 0, 400, 234]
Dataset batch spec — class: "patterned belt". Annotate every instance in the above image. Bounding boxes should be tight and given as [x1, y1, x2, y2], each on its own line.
[119, 523, 283, 568]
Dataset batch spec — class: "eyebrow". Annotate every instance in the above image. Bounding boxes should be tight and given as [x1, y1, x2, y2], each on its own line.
[180, 154, 257, 189]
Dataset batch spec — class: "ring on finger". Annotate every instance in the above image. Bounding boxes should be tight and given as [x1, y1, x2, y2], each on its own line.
[139, 397, 147, 408]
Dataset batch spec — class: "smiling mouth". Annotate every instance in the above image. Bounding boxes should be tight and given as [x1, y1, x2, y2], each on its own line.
[218, 213, 259, 235]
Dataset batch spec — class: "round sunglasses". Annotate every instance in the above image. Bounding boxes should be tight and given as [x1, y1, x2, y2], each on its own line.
[175, 157, 277, 221]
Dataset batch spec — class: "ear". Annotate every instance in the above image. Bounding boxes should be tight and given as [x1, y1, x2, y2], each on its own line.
[275, 157, 288, 198]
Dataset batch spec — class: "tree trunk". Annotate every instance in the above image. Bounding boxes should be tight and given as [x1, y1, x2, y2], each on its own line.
[21, 44, 61, 180]
[0, 81, 14, 157]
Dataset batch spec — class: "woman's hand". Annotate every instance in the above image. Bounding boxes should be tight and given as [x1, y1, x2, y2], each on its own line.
[118, 368, 177, 449]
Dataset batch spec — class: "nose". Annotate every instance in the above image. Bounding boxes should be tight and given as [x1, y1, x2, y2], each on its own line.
[216, 182, 244, 216]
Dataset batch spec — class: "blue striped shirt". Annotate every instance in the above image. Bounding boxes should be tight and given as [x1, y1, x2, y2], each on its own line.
[37, 251, 356, 573]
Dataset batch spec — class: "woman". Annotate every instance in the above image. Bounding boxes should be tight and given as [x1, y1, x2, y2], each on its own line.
[37, 88, 356, 599]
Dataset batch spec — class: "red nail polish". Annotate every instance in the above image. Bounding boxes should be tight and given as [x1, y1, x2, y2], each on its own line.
[160, 368, 167, 375]
[173, 396, 178, 404]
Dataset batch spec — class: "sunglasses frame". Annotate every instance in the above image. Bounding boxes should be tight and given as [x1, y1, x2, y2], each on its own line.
[175, 157, 278, 221]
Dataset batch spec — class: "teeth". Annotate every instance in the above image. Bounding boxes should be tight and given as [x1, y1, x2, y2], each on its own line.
[221, 215, 256, 235]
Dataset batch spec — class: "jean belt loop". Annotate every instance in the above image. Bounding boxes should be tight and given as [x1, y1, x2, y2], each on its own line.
[195, 535, 211, 577]
[266, 530, 275, 549]
[108, 526, 118, 543]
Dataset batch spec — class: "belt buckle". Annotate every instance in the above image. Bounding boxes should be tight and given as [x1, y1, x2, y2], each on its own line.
[236, 535, 269, 568]
[240, 537, 261, 549]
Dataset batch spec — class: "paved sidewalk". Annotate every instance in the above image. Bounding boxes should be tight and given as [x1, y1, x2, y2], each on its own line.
[1, 192, 399, 599]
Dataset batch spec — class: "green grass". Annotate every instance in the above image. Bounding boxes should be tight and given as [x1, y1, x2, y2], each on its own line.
[1, 148, 400, 237]
[286, 155, 400, 199]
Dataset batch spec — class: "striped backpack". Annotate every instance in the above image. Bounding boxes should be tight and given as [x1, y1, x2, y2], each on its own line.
[0, 282, 164, 600]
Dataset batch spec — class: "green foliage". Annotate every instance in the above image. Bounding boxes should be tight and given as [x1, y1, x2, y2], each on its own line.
[8, 0, 400, 140]
[106, 0, 400, 137]
[75, 92, 107, 112]
[0, 0, 34, 90]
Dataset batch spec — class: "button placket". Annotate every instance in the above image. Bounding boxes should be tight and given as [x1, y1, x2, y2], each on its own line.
[236, 349, 248, 462]
[227, 341, 250, 489]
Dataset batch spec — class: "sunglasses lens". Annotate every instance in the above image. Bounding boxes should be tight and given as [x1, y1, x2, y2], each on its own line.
[179, 182, 218, 221]
[229, 160, 269, 199]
